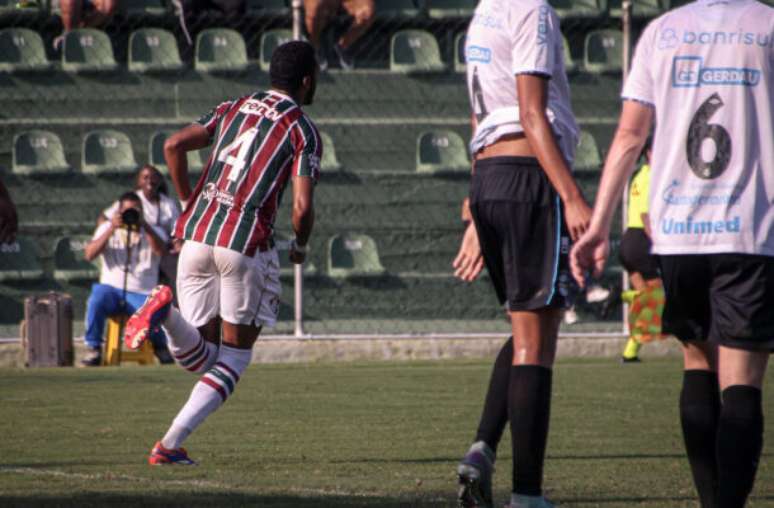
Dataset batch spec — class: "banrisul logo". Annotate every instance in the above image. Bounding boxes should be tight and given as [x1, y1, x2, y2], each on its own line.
[536, 6, 550, 46]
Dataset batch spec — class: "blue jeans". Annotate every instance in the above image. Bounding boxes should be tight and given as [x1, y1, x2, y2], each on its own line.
[84, 283, 167, 350]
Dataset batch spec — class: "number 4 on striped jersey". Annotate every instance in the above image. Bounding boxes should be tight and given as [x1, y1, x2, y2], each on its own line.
[217, 127, 259, 183]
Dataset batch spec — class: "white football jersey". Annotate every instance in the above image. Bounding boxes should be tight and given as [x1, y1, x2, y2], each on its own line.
[623, 0, 774, 256]
[465, 0, 578, 163]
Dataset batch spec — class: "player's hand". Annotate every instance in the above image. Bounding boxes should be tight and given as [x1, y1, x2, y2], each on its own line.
[453, 222, 484, 282]
[169, 238, 184, 255]
[289, 240, 307, 265]
[570, 227, 609, 287]
[0, 197, 17, 244]
[563, 193, 592, 242]
[110, 213, 124, 230]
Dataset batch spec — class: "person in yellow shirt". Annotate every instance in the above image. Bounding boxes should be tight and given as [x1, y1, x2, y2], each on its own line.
[619, 140, 664, 362]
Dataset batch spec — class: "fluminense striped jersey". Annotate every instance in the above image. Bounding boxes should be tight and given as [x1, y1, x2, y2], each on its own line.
[175, 90, 322, 256]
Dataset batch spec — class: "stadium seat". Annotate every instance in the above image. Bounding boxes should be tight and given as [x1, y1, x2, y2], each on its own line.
[123, 0, 167, 16]
[259, 29, 293, 71]
[53, 235, 99, 282]
[195, 28, 248, 73]
[374, 0, 421, 17]
[390, 30, 446, 74]
[416, 130, 469, 173]
[319, 131, 342, 172]
[327, 233, 385, 278]
[128, 28, 183, 73]
[61, 28, 117, 73]
[574, 130, 602, 171]
[0, 0, 39, 17]
[82, 129, 137, 175]
[562, 35, 576, 74]
[454, 32, 465, 73]
[246, 0, 288, 17]
[148, 130, 205, 174]
[0, 237, 44, 282]
[584, 29, 623, 74]
[548, 0, 605, 18]
[0, 28, 50, 72]
[12, 130, 70, 176]
[274, 233, 317, 276]
[426, 0, 476, 18]
[608, 0, 663, 17]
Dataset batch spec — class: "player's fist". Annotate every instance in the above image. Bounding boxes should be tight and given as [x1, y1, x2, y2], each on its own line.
[453, 222, 484, 282]
[570, 228, 609, 287]
[289, 239, 307, 265]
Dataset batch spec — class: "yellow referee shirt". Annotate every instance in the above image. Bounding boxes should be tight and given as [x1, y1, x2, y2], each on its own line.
[627, 164, 650, 230]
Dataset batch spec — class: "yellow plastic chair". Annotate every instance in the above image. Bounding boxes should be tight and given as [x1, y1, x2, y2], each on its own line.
[103, 315, 155, 366]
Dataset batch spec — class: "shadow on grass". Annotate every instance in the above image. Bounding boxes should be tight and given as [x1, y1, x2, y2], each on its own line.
[0, 493, 448, 508]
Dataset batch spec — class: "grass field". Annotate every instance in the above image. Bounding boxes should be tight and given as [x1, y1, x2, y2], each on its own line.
[0, 357, 773, 507]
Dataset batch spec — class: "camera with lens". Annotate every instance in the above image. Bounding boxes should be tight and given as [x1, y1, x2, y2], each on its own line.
[121, 208, 141, 227]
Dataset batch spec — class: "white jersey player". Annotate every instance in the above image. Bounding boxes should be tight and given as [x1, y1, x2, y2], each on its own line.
[572, 1, 774, 506]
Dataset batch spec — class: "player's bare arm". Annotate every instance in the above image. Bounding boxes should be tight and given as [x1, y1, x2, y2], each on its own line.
[290, 174, 315, 264]
[517, 74, 591, 241]
[453, 115, 484, 282]
[84, 217, 119, 261]
[164, 124, 211, 204]
[570, 100, 653, 286]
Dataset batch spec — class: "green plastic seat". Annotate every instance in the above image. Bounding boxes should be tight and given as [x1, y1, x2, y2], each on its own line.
[128, 28, 183, 73]
[246, 0, 288, 16]
[53, 235, 99, 282]
[0, 28, 50, 72]
[584, 29, 623, 74]
[574, 130, 602, 171]
[320, 131, 341, 172]
[548, 0, 605, 18]
[195, 28, 248, 73]
[0, 237, 44, 282]
[61, 28, 117, 73]
[82, 129, 137, 175]
[259, 29, 294, 71]
[454, 32, 465, 73]
[608, 0, 663, 17]
[13, 130, 70, 176]
[562, 35, 576, 74]
[390, 30, 446, 74]
[274, 232, 317, 276]
[149, 130, 204, 174]
[416, 130, 469, 173]
[327, 233, 385, 278]
[123, 0, 166, 16]
[427, 0, 476, 18]
[375, 0, 420, 17]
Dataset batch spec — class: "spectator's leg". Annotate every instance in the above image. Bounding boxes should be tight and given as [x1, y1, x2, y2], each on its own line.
[84, 283, 120, 351]
[304, 0, 338, 49]
[338, 0, 374, 49]
[58, 0, 82, 33]
[82, 0, 115, 29]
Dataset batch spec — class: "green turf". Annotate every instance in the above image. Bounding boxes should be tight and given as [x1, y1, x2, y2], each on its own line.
[0, 358, 773, 507]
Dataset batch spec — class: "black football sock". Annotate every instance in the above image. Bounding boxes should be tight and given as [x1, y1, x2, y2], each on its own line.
[474, 337, 513, 454]
[717, 385, 763, 508]
[509, 365, 552, 496]
[680, 370, 720, 508]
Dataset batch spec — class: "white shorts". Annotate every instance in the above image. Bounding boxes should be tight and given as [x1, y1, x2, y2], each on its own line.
[177, 240, 281, 328]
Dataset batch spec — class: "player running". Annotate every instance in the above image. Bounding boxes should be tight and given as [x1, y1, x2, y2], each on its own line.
[123, 41, 322, 465]
[571, 1, 773, 506]
[453, 0, 591, 506]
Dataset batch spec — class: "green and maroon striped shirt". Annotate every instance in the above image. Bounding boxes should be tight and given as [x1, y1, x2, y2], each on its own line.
[175, 90, 322, 257]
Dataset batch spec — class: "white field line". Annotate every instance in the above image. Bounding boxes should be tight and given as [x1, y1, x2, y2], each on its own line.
[0, 467, 386, 498]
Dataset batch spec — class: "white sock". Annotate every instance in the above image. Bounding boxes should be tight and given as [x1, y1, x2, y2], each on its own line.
[160, 345, 252, 450]
[162, 307, 218, 373]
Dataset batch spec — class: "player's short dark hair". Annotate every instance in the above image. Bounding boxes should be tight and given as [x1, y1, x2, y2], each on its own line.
[119, 191, 141, 205]
[269, 40, 317, 93]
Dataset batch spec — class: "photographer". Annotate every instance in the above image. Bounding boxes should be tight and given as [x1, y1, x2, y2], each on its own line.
[81, 192, 169, 366]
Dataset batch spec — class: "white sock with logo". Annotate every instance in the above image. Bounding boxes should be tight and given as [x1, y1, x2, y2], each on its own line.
[162, 307, 218, 373]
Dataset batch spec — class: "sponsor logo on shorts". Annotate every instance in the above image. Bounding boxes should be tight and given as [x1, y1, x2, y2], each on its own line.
[661, 216, 741, 235]
[203, 182, 235, 208]
[466, 45, 491, 64]
[661, 179, 742, 206]
[671, 56, 760, 88]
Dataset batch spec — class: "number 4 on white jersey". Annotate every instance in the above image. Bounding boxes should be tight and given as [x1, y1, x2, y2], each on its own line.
[217, 127, 259, 183]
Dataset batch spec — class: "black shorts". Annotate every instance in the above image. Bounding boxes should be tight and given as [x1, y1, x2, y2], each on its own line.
[659, 254, 774, 351]
[469, 156, 577, 311]
[619, 228, 660, 280]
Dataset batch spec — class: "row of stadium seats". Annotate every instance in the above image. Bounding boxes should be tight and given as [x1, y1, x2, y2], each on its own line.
[0, 232, 397, 282]
[0, 26, 628, 74]
[8, 127, 603, 176]
[2, 0, 738, 22]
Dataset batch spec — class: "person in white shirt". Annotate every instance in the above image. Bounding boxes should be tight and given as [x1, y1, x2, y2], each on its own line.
[81, 192, 169, 366]
[452, 0, 591, 506]
[571, 1, 774, 505]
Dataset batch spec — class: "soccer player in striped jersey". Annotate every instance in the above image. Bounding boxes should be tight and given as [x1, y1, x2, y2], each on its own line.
[123, 41, 322, 465]
[572, 0, 773, 505]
